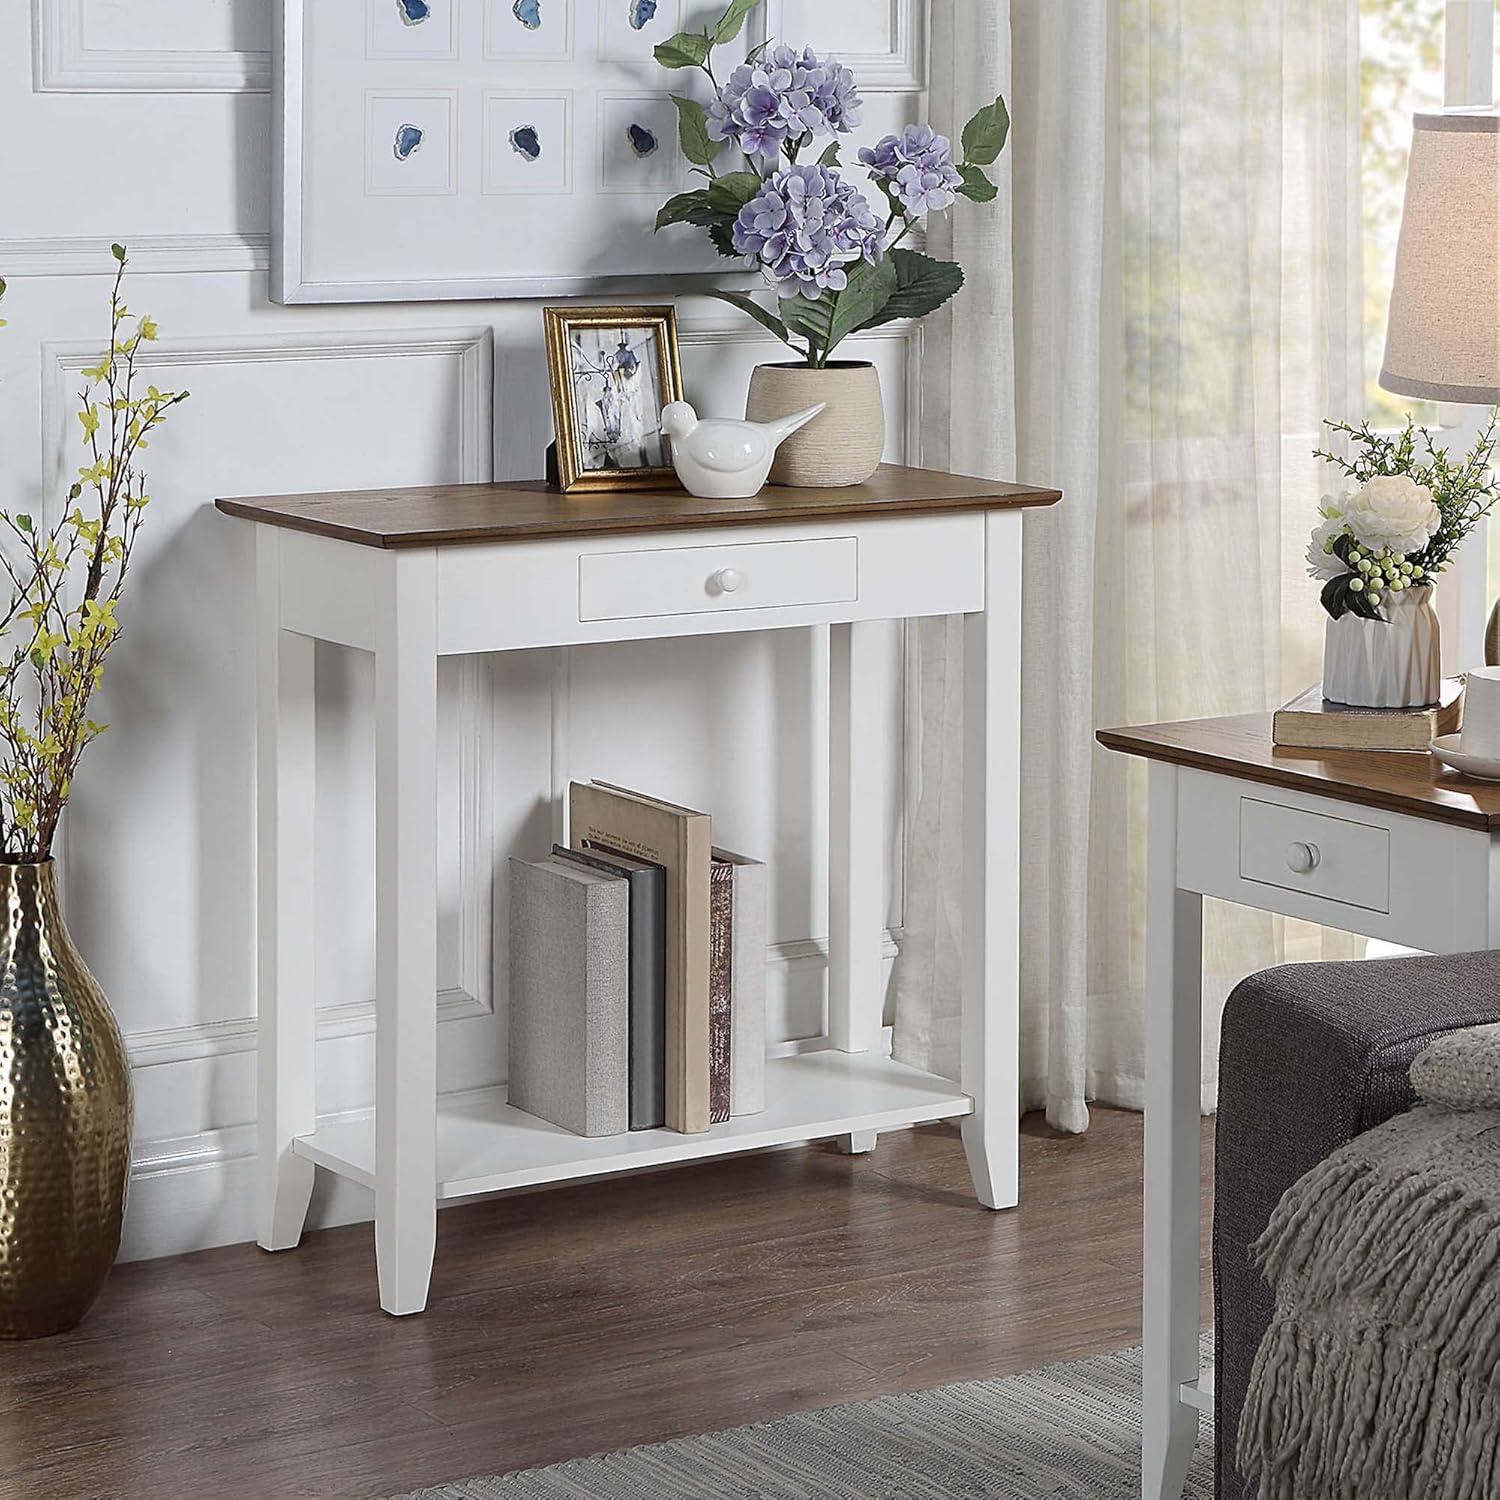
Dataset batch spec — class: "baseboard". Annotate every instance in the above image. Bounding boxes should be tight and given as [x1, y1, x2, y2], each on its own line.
[121, 1023, 906, 1263]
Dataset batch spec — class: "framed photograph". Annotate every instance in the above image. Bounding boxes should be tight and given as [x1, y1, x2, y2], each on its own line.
[271, 0, 774, 304]
[544, 306, 684, 493]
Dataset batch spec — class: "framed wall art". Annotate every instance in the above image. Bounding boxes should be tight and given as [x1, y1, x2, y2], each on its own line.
[543, 305, 684, 491]
[272, 0, 776, 303]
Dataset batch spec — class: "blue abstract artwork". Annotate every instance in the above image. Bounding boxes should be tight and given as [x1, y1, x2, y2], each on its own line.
[393, 124, 425, 161]
[627, 123, 659, 157]
[509, 125, 542, 161]
[512, 0, 542, 27]
[396, 0, 431, 24]
[629, 0, 658, 30]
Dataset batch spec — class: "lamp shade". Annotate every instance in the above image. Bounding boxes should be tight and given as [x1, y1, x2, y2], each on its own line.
[1380, 112, 1500, 405]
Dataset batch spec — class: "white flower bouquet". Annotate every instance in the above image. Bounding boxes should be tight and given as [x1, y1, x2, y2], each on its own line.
[1310, 415, 1500, 622]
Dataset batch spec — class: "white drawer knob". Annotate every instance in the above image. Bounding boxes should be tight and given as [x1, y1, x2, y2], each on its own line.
[712, 568, 745, 595]
[1286, 841, 1320, 874]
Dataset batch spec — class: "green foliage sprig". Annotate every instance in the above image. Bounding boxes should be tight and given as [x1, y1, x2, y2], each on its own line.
[0, 246, 188, 857]
[1316, 412, 1500, 577]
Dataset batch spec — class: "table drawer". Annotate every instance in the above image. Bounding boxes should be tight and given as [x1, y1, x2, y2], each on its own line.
[1238, 797, 1391, 913]
[578, 536, 857, 622]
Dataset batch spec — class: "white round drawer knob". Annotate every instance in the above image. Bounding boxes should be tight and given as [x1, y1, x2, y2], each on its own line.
[712, 568, 745, 595]
[1286, 841, 1320, 874]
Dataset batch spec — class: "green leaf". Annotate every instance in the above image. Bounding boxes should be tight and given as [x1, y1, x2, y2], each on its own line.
[778, 293, 833, 347]
[860, 248, 965, 328]
[826, 257, 899, 352]
[706, 289, 789, 344]
[744, 37, 772, 64]
[961, 95, 1010, 166]
[110, 242, 127, 263]
[956, 163, 997, 203]
[778, 258, 899, 358]
[713, 0, 761, 46]
[14, 516, 30, 533]
[817, 141, 841, 167]
[706, 170, 762, 215]
[654, 30, 714, 68]
[672, 94, 724, 166]
[708, 223, 740, 258]
[654, 189, 718, 231]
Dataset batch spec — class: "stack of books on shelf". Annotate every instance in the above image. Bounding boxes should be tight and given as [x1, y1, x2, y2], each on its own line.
[507, 781, 767, 1138]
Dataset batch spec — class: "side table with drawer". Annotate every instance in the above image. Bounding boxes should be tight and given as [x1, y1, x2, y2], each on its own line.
[1097, 712, 1500, 1500]
[217, 465, 1061, 1316]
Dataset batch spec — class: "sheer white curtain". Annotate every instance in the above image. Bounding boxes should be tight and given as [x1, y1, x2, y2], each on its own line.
[896, 0, 1364, 1129]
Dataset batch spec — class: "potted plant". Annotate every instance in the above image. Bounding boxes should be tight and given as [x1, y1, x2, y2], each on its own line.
[1309, 413, 1499, 707]
[0, 248, 188, 1338]
[652, 0, 1007, 486]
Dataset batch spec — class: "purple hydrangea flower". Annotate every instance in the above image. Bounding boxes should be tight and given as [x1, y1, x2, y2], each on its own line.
[708, 45, 863, 160]
[859, 124, 964, 215]
[732, 163, 883, 298]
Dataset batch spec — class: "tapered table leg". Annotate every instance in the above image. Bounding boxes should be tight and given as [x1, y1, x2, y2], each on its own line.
[374, 550, 439, 1316]
[1142, 761, 1203, 1500]
[960, 511, 1023, 1211]
[256, 527, 317, 1252]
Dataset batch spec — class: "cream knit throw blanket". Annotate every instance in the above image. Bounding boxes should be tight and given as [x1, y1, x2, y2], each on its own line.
[1237, 1022, 1500, 1499]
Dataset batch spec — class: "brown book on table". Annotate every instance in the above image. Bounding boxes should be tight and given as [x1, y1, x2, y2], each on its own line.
[569, 781, 712, 1134]
[1271, 678, 1464, 751]
[708, 858, 734, 1125]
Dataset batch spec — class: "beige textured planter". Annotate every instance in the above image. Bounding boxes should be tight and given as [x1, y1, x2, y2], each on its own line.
[746, 362, 885, 488]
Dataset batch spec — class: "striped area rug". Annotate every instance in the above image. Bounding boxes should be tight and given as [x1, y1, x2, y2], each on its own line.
[397, 1337, 1215, 1499]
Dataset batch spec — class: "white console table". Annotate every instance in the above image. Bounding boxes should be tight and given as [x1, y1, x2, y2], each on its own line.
[219, 465, 1060, 1315]
[1099, 713, 1500, 1500]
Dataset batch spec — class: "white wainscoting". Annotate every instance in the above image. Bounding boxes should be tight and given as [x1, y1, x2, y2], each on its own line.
[776, 0, 926, 91]
[5, 0, 936, 1263]
[32, 0, 271, 92]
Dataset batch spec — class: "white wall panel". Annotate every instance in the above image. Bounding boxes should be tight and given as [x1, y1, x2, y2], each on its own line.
[777, 0, 926, 91]
[34, 0, 271, 92]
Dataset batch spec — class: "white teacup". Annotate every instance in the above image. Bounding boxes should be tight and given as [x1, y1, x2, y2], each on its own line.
[1461, 667, 1500, 760]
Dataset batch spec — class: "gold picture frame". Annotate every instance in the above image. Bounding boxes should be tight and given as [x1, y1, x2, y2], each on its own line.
[543, 305, 685, 493]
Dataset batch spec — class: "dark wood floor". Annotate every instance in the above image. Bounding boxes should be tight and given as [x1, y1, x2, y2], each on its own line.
[0, 1109, 1214, 1500]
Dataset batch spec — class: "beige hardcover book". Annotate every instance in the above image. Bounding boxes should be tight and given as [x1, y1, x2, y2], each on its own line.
[569, 782, 712, 1134]
[1272, 679, 1464, 751]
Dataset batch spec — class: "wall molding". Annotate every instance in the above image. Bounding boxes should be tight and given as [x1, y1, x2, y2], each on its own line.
[762, 0, 926, 92]
[33, 0, 270, 93]
[42, 327, 498, 1071]
[0, 235, 270, 278]
[840, 0, 927, 91]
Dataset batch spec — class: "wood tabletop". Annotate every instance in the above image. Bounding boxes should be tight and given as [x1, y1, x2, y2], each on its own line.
[215, 464, 1062, 549]
[1098, 712, 1500, 831]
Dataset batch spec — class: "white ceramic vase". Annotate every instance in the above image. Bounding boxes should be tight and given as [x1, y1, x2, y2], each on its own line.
[1322, 583, 1441, 708]
[745, 361, 885, 487]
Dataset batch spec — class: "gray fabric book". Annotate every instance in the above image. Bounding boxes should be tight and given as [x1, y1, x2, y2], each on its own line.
[714, 847, 767, 1117]
[507, 856, 629, 1138]
[552, 843, 667, 1131]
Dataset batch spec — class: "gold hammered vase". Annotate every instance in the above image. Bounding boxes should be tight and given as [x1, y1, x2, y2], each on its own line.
[0, 859, 131, 1339]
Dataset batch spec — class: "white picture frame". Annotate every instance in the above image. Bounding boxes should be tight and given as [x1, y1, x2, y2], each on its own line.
[272, 0, 777, 304]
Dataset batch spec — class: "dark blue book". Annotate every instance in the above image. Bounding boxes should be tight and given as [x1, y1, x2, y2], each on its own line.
[553, 843, 667, 1130]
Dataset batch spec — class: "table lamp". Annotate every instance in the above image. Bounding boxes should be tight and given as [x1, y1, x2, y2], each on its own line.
[1380, 111, 1500, 404]
[1380, 110, 1500, 667]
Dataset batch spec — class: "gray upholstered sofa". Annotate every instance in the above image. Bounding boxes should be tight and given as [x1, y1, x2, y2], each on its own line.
[1213, 950, 1500, 1498]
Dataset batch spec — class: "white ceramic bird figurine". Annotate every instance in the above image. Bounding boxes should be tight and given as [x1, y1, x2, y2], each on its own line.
[662, 401, 827, 499]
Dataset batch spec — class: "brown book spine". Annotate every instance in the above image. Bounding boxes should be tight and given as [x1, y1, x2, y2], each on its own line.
[708, 860, 733, 1125]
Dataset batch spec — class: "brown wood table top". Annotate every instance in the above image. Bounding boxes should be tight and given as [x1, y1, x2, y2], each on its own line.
[215, 464, 1061, 549]
[1098, 711, 1500, 832]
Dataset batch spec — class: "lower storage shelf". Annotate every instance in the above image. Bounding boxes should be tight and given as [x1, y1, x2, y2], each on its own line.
[293, 1050, 972, 1200]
